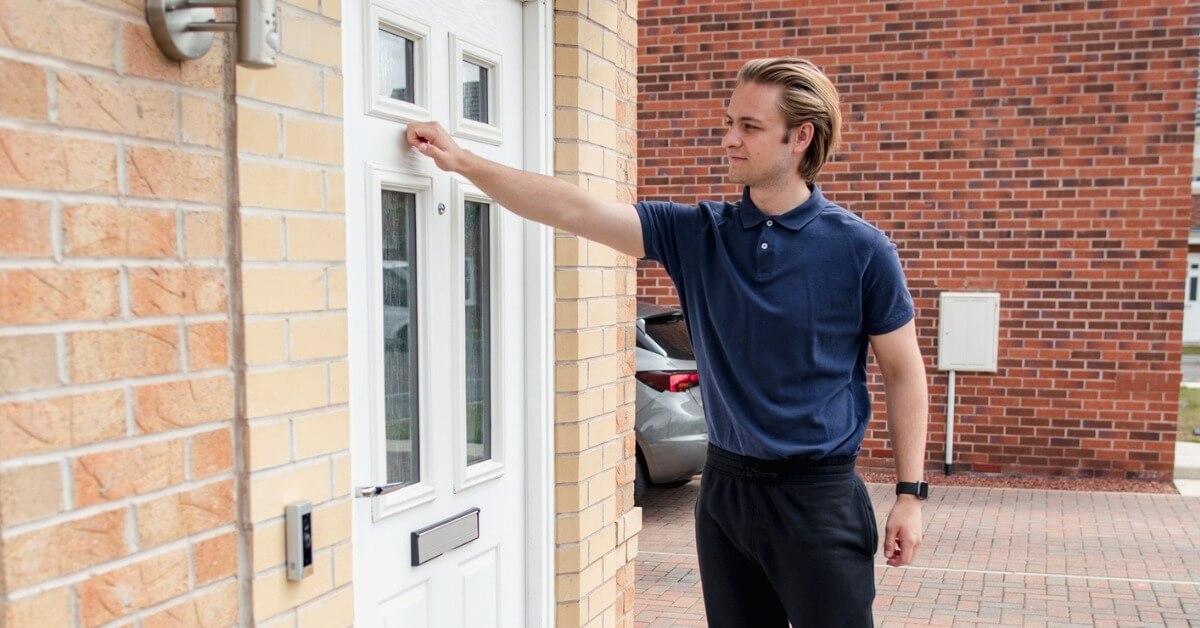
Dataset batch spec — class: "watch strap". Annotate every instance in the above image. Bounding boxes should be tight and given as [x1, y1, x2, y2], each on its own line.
[895, 480, 929, 500]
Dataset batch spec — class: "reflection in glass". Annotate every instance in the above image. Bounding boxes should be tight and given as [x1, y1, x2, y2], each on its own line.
[464, 201, 491, 465]
[379, 29, 415, 103]
[462, 61, 488, 124]
[382, 190, 419, 485]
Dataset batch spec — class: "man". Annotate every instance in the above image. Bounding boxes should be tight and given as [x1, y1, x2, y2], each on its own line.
[406, 57, 928, 628]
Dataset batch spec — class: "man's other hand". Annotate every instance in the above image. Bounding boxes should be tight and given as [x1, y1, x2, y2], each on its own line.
[883, 496, 922, 567]
[404, 121, 467, 173]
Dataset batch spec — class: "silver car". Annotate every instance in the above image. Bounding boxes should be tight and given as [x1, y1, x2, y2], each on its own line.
[635, 302, 707, 501]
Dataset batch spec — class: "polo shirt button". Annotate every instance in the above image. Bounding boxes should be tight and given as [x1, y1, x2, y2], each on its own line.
[766, 220, 774, 227]
[761, 242, 768, 250]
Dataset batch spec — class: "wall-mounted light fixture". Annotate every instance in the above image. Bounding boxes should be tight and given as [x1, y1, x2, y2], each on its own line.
[146, 0, 280, 68]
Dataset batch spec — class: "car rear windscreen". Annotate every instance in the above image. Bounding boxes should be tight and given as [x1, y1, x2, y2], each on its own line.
[644, 316, 695, 360]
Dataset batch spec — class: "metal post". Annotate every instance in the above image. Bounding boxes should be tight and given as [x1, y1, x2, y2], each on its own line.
[945, 370, 955, 475]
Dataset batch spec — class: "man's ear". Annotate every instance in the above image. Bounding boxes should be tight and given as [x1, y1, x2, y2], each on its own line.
[792, 122, 815, 154]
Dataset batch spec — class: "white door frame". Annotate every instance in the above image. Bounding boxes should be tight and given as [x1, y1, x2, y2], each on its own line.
[342, 0, 554, 624]
[519, 2, 555, 626]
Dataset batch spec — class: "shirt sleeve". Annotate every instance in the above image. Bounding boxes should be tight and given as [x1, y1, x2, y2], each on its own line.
[635, 200, 698, 277]
[862, 231, 915, 336]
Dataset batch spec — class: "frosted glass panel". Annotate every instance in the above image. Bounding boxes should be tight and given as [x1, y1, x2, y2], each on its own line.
[464, 200, 491, 465]
[382, 190, 419, 484]
[379, 30, 415, 103]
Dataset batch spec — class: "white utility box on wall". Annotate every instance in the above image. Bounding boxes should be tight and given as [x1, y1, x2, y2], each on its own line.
[937, 291, 1001, 475]
[937, 292, 1001, 372]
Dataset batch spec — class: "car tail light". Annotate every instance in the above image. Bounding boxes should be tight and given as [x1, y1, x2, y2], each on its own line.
[636, 371, 699, 393]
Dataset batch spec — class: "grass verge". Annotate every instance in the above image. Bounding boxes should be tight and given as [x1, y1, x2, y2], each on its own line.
[1179, 386, 1200, 443]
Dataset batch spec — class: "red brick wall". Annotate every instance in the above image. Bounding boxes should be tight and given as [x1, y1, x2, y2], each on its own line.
[637, 0, 1200, 479]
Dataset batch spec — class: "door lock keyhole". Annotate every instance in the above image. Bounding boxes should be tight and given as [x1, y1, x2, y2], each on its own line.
[438, 203, 446, 215]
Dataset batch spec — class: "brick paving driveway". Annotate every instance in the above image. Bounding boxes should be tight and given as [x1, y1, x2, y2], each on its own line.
[635, 478, 1200, 627]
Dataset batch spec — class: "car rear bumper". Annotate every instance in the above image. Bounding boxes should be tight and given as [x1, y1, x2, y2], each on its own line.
[642, 433, 707, 484]
[635, 376, 707, 485]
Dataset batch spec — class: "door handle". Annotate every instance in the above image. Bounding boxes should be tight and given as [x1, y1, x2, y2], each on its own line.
[356, 482, 409, 498]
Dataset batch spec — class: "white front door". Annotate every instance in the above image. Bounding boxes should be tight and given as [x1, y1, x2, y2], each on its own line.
[1186, 253, 1200, 343]
[344, 1, 551, 626]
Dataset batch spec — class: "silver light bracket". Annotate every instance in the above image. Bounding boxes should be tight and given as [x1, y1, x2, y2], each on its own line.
[146, 0, 280, 68]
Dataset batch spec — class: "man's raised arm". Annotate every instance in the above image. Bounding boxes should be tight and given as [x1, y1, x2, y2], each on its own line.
[404, 121, 644, 259]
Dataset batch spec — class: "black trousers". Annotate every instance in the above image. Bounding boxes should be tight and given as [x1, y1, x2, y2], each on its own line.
[695, 445, 879, 628]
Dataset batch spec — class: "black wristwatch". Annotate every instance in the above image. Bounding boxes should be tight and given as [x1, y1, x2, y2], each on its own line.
[895, 481, 929, 500]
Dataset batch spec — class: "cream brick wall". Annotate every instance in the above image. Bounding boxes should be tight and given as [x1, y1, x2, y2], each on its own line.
[0, 1, 238, 626]
[553, 1, 642, 627]
[235, 0, 350, 624]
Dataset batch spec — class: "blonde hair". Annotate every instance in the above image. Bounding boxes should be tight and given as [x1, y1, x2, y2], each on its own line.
[736, 57, 841, 182]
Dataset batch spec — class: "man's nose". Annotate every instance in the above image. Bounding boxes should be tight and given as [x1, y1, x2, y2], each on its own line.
[721, 128, 738, 148]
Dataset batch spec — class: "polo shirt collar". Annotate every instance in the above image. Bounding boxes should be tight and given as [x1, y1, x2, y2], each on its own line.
[737, 185, 825, 231]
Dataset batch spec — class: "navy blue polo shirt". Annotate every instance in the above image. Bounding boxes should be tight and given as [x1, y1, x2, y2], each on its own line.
[636, 185, 914, 460]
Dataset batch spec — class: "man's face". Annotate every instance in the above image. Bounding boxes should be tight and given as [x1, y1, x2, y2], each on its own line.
[722, 81, 808, 187]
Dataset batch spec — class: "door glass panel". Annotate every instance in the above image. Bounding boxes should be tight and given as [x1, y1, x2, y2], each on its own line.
[464, 201, 491, 465]
[379, 29, 416, 103]
[462, 61, 489, 124]
[383, 190, 419, 485]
